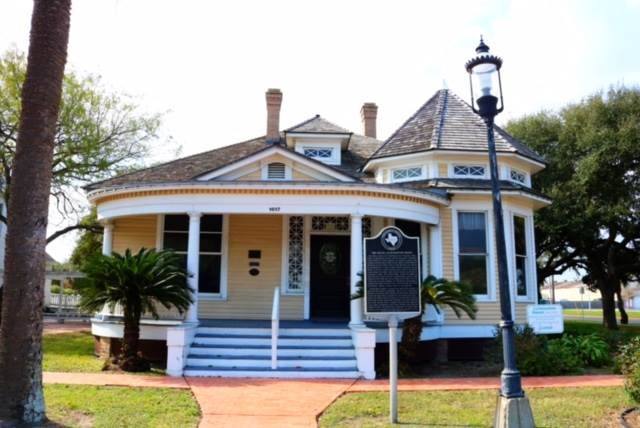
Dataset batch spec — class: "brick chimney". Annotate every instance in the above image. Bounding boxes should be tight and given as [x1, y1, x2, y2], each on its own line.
[266, 88, 282, 144]
[360, 102, 378, 139]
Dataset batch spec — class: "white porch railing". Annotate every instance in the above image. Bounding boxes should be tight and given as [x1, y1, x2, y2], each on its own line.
[50, 293, 81, 307]
[271, 287, 280, 369]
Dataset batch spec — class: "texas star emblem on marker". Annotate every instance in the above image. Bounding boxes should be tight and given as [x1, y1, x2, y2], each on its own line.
[384, 233, 399, 247]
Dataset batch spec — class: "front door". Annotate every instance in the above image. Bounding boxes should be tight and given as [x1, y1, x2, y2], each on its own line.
[310, 235, 350, 319]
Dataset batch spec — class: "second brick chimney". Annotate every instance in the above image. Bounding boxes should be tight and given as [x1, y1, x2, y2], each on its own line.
[266, 88, 283, 144]
[360, 102, 378, 139]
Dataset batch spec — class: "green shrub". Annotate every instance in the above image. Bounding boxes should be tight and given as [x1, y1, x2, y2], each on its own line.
[51, 284, 61, 294]
[50, 285, 77, 296]
[560, 334, 611, 367]
[490, 325, 581, 376]
[616, 337, 640, 403]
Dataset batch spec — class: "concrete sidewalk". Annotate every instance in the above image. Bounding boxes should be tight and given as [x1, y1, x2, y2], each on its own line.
[42, 373, 624, 428]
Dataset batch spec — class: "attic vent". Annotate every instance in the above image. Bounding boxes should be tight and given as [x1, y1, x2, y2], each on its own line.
[267, 162, 286, 179]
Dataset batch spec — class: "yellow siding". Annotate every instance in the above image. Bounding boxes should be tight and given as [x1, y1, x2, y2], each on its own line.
[112, 215, 157, 253]
[292, 170, 317, 181]
[440, 208, 454, 279]
[199, 215, 304, 320]
[235, 169, 262, 181]
[438, 163, 448, 177]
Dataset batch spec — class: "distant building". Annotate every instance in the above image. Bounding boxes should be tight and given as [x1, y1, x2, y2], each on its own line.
[540, 280, 601, 309]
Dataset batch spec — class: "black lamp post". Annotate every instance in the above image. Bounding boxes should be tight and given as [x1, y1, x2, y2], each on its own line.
[465, 39, 533, 423]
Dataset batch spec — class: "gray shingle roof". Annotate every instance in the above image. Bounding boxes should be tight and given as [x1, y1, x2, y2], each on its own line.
[285, 115, 351, 134]
[86, 127, 383, 190]
[370, 89, 545, 163]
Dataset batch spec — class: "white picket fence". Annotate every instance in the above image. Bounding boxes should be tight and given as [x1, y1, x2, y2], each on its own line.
[49, 293, 81, 308]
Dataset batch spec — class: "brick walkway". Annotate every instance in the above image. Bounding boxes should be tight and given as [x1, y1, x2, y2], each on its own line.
[186, 378, 355, 428]
[42, 373, 623, 427]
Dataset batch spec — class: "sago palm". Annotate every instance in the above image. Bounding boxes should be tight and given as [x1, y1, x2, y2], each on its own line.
[401, 275, 477, 363]
[78, 248, 193, 371]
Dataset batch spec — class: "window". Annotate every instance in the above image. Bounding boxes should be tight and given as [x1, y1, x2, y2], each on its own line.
[267, 162, 286, 180]
[513, 215, 528, 297]
[391, 166, 424, 182]
[303, 147, 333, 159]
[453, 165, 485, 178]
[510, 168, 527, 184]
[457, 212, 488, 295]
[163, 214, 223, 294]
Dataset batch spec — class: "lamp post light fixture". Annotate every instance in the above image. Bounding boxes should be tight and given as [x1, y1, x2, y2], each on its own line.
[465, 38, 535, 427]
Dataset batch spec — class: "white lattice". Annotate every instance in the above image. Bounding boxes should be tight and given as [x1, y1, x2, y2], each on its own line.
[288, 216, 304, 291]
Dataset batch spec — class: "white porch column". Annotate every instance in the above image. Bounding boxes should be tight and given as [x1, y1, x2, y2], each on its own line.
[429, 225, 442, 278]
[186, 212, 201, 323]
[102, 221, 113, 255]
[350, 214, 364, 326]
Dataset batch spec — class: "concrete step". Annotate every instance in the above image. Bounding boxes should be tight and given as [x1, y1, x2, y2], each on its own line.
[186, 354, 357, 369]
[193, 334, 352, 347]
[196, 326, 351, 337]
[183, 365, 361, 379]
[189, 344, 356, 358]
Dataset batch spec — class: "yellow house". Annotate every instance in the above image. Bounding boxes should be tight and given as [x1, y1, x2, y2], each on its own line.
[86, 88, 549, 378]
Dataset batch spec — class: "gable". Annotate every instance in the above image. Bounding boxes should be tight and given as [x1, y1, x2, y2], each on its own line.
[217, 153, 339, 182]
[196, 146, 356, 182]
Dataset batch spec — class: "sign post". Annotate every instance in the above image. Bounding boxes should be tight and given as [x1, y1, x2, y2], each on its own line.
[364, 226, 421, 424]
[388, 315, 399, 423]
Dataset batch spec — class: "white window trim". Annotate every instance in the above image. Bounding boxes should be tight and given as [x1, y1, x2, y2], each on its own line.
[158, 213, 229, 301]
[452, 207, 497, 302]
[449, 163, 489, 179]
[508, 167, 531, 187]
[510, 210, 536, 303]
[261, 162, 292, 181]
[390, 165, 427, 183]
[295, 141, 341, 166]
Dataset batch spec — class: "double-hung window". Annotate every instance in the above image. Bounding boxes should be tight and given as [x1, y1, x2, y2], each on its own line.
[163, 214, 224, 294]
[513, 215, 528, 298]
[457, 212, 489, 296]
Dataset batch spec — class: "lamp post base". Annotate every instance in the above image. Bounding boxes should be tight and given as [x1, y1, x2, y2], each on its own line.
[494, 395, 535, 428]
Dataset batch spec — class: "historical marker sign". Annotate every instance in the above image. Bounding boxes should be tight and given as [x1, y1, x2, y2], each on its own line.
[364, 226, 421, 317]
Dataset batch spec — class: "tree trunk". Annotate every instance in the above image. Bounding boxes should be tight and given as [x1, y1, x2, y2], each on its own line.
[616, 289, 629, 325]
[119, 312, 148, 372]
[600, 285, 618, 330]
[0, 0, 71, 423]
[400, 315, 423, 363]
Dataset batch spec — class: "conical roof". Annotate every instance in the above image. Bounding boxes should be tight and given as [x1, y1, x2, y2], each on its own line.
[370, 89, 544, 163]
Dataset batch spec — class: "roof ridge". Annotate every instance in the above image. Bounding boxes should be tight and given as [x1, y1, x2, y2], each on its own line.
[368, 90, 443, 160]
[284, 114, 320, 132]
[431, 89, 449, 149]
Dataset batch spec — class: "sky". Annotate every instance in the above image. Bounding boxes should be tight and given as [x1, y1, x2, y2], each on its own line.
[2, 0, 640, 266]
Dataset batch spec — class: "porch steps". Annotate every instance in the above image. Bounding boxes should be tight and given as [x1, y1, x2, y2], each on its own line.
[183, 324, 360, 378]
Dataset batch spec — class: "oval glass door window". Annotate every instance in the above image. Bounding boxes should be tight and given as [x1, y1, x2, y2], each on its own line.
[319, 243, 341, 275]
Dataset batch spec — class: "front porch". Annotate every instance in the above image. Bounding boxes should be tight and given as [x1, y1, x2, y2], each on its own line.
[94, 187, 445, 378]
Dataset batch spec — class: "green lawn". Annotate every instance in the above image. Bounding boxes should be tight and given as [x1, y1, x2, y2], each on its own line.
[45, 384, 200, 427]
[564, 308, 640, 319]
[43, 332, 104, 372]
[320, 387, 631, 427]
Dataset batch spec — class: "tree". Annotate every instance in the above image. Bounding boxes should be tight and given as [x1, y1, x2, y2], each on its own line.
[506, 87, 640, 330]
[0, 0, 71, 423]
[400, 276, 477, 363]
[69, 207, 103, 269]
[0, 49, 163, 241]
[77, 249, 193, 371]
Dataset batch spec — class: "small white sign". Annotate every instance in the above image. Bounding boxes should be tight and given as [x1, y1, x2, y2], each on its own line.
[527, 304, 564, 334]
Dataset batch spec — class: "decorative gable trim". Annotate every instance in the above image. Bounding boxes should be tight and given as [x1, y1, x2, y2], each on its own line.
[194, 145, 357, 182]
